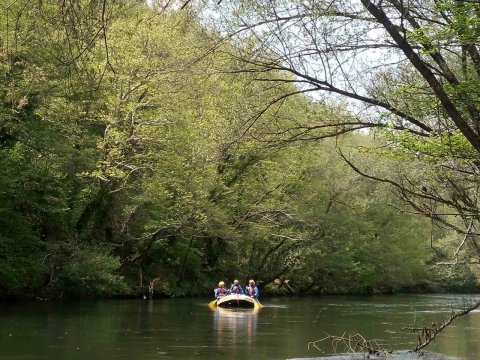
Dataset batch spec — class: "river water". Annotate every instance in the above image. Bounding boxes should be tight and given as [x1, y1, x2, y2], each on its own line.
[0, 294, 479, 359]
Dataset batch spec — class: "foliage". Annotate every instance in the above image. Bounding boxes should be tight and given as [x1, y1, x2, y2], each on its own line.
[198, 0, 480, 277]
[0, 0, 473, 299]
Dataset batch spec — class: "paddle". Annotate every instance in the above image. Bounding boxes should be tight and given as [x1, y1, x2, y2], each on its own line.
[253, 299, 262, 310]
[208, 299, 218, 309]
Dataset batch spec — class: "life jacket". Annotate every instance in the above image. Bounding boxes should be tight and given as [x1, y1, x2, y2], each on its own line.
[247, 286, 255, 296]
[217, 287, 227, 296]
[231, 285, 240, 294]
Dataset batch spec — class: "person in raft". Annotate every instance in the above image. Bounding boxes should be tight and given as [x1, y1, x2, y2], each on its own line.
[229, 279, 244, 294]
[214, 281, 228, 299]
[245, 279, 259, 299]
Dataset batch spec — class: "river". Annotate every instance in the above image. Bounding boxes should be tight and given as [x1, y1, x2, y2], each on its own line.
[0, 294, 479, 359]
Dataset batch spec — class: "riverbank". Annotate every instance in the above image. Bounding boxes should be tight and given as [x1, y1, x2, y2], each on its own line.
[2, 281, 480, 302]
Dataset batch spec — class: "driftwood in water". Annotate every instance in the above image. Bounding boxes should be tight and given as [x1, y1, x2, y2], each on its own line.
[308, 332, 392, 357]
[309, 297, 480, 357]
[403, 297, 480, 351]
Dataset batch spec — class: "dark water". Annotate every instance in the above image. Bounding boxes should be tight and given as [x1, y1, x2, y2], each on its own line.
[0, 294, 479, 359]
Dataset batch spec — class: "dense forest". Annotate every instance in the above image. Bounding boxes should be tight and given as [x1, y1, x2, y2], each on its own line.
[1, 0, 479, 299]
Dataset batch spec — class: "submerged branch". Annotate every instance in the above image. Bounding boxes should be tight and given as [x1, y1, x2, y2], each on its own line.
[308, 332, 392, 356]
[403, 297, 480, 351]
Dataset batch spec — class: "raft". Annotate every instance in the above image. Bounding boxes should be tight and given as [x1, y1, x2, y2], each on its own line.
[209, 294, 262, 310]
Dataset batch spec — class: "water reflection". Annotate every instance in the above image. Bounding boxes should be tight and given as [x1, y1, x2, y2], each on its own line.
[212, 308, 258, 350]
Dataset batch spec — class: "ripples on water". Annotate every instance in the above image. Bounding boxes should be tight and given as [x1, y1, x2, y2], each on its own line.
[0, 294, 478, 359]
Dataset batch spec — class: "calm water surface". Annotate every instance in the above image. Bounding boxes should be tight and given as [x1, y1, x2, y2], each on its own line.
[0, 294, 479, 359]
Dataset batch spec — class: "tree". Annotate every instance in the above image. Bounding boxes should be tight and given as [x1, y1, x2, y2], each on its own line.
[201, 0, 480, 264]
[0, 0, 468, 298]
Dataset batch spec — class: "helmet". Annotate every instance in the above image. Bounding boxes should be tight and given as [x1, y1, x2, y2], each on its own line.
[218, 281, 225, 287]
[233, 279, 239, 284]
[248, 279, 255, 285]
